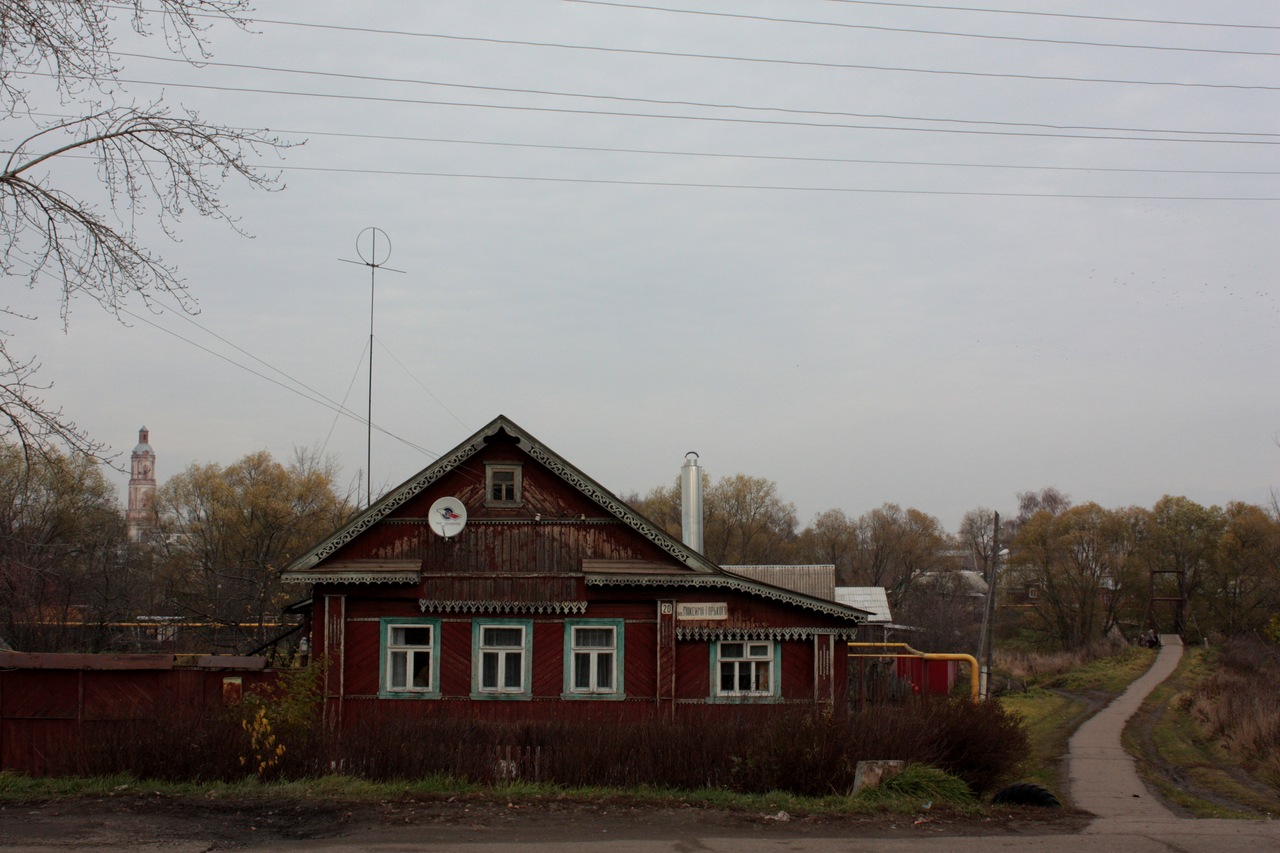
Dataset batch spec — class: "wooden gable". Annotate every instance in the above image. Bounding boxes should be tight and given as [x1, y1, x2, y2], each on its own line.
[282, 416, 712, 588]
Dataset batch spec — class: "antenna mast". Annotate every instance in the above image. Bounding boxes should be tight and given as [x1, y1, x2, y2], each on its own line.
[340, 227, 405, 508]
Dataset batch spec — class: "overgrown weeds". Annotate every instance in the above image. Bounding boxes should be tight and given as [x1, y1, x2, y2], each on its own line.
[995, 637, 1134, 689]
[1185, 638, 1280, 788]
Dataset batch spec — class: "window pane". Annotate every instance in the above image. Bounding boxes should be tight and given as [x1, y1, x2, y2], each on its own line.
[720, 661, 735, 691]
[391, 650, 407, 688]
[484, 627, 522, 647]
[721, 642, 744, 659]
[575, 627, 613, 648]
[596, 654, 613, 689]
[574, 652, 591, 690]
[753, 661, 770, 692]
[482, 652, 498, 689]
[411, 651, 431, 688]
[748, 643, 770, 658]
[503, 652, 523, 688]
[403, 627, 431, 646]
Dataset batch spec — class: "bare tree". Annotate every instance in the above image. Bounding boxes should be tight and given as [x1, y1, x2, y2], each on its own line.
[0, 1, 291, 459]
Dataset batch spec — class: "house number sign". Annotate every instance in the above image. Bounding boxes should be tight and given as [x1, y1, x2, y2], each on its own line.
[676, 602, 728, 621]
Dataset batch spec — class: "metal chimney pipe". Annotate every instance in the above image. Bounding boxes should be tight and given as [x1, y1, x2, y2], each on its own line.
[680, 452, 704, 553]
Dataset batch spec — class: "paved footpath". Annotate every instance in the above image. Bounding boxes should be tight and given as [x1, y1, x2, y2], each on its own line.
[1062, 634, 1280, 852]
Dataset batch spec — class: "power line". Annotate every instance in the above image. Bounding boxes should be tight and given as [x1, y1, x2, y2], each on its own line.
[114, 52, 1280, 140]
[563, 0, 1280, 57]
[252, 128, 1280, 176]
[29, 150, 1280, 202]
[814, 0, 1280, 31]
[119, 305, 438, 457]
[22, 110, 1280, 176]
[230, 15, 1279, 91]
[93, 75, 1280, 145]
[262, 164, 1280, 201]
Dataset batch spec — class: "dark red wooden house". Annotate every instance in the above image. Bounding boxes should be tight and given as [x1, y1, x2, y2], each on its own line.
[283, 416, 869, 724]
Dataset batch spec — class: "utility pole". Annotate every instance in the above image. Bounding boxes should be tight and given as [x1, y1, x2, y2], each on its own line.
[978, 511, 1001, 700]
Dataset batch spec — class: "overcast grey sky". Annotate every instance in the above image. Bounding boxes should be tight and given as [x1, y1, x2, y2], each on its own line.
[11, 0, 1279, 532]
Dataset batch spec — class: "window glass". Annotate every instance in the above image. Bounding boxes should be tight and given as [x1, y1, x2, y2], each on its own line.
[569, 624, 618, 695]
[477, 623, 527, 695]
[486, 465, 522, 504]
[717, 640, 774, 697]
[484, 627, 522, 647]
[384, 622, 435, 694]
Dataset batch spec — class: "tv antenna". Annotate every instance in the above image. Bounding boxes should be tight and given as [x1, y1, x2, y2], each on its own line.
[339, 227, 405, 508]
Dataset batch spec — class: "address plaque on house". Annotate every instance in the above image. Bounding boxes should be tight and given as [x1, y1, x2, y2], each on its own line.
[676, 602, 728, 620]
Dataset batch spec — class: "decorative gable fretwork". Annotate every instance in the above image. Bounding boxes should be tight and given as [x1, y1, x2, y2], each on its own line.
[285, 416, 716, 577]
[676, 626, 858, 641]
[303, 437, 483, 567]
[523, 442, 703, 569]
[419, 599, 588, 615]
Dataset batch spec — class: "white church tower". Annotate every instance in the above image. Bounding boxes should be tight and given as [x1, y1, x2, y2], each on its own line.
[126, 426, 158, 543]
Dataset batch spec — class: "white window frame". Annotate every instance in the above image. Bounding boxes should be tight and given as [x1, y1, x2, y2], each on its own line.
[472, 619, 532, 699]
[563, 620, 624, 699]
[379, 618, 440, 699]
[485, 463, 523, 506]
[711, 639, 779, 701]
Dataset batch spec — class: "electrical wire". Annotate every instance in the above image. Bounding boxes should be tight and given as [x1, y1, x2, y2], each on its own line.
[113, 52, 1280, 140]
[562, 1, 1280, 57]
[118, 305, 438, 457]
[224, 16, 1280, 91]
[90, 75, 1280, 145]
[813, 0, 1280, 31]
[263, 163, 1280, 201]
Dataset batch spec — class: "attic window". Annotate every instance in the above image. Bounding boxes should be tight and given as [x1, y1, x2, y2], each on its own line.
[486, 464, 522, 506]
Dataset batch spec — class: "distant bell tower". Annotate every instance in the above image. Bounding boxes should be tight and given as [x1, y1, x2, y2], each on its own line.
[127, 426, 158, 543]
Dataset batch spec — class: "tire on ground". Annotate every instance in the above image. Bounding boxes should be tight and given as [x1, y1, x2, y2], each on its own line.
[991, 782, 1063, 808]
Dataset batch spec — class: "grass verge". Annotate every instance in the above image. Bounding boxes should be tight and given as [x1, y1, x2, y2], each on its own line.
[999, 646, 1156, 799]
[1123, 646, 1280, 819]
[0, 766, 981, 817]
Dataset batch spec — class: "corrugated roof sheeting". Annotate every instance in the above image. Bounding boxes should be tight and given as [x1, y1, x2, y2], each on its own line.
[723, 564, 836, 602]
[835, 587, 893, 623]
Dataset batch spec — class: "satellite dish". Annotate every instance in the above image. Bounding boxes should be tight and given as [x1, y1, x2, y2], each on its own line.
[428, 497, 467, 539]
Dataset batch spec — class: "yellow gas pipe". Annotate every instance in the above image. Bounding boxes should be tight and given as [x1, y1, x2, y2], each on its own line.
[846, 642, 981, 702]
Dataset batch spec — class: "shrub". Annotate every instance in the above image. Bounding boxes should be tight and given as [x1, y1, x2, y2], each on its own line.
[852, 764, 976, 806]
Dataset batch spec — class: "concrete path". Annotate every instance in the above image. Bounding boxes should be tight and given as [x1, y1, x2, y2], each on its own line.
[1067, 633, 1184, 821]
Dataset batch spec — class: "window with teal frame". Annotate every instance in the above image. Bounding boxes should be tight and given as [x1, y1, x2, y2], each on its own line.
[379, 617, 440, 699]
[562, 619, 624, 699]
[472, 619, 532, 699]
[710, 639, 780, 702]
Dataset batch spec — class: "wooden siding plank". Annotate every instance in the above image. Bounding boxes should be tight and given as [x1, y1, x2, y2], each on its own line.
[343, 621, 381, 697]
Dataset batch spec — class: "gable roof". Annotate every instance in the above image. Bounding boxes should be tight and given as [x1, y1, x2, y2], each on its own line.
[284, 414, 720, 579]
[282, 415, 870, 626]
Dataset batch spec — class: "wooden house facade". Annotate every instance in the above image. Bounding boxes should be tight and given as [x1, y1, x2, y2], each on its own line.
[283, 416, 869, 725]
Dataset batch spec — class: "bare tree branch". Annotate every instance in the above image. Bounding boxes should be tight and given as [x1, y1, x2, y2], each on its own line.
[0, 2, 294, 462]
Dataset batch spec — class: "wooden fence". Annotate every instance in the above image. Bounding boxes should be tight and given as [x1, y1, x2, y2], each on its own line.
[0, 651, 275, 776]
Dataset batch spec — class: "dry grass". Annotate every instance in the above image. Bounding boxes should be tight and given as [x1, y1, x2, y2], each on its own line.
[995, 637, 1131, 688]
[1186, 638, 1280, 788]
